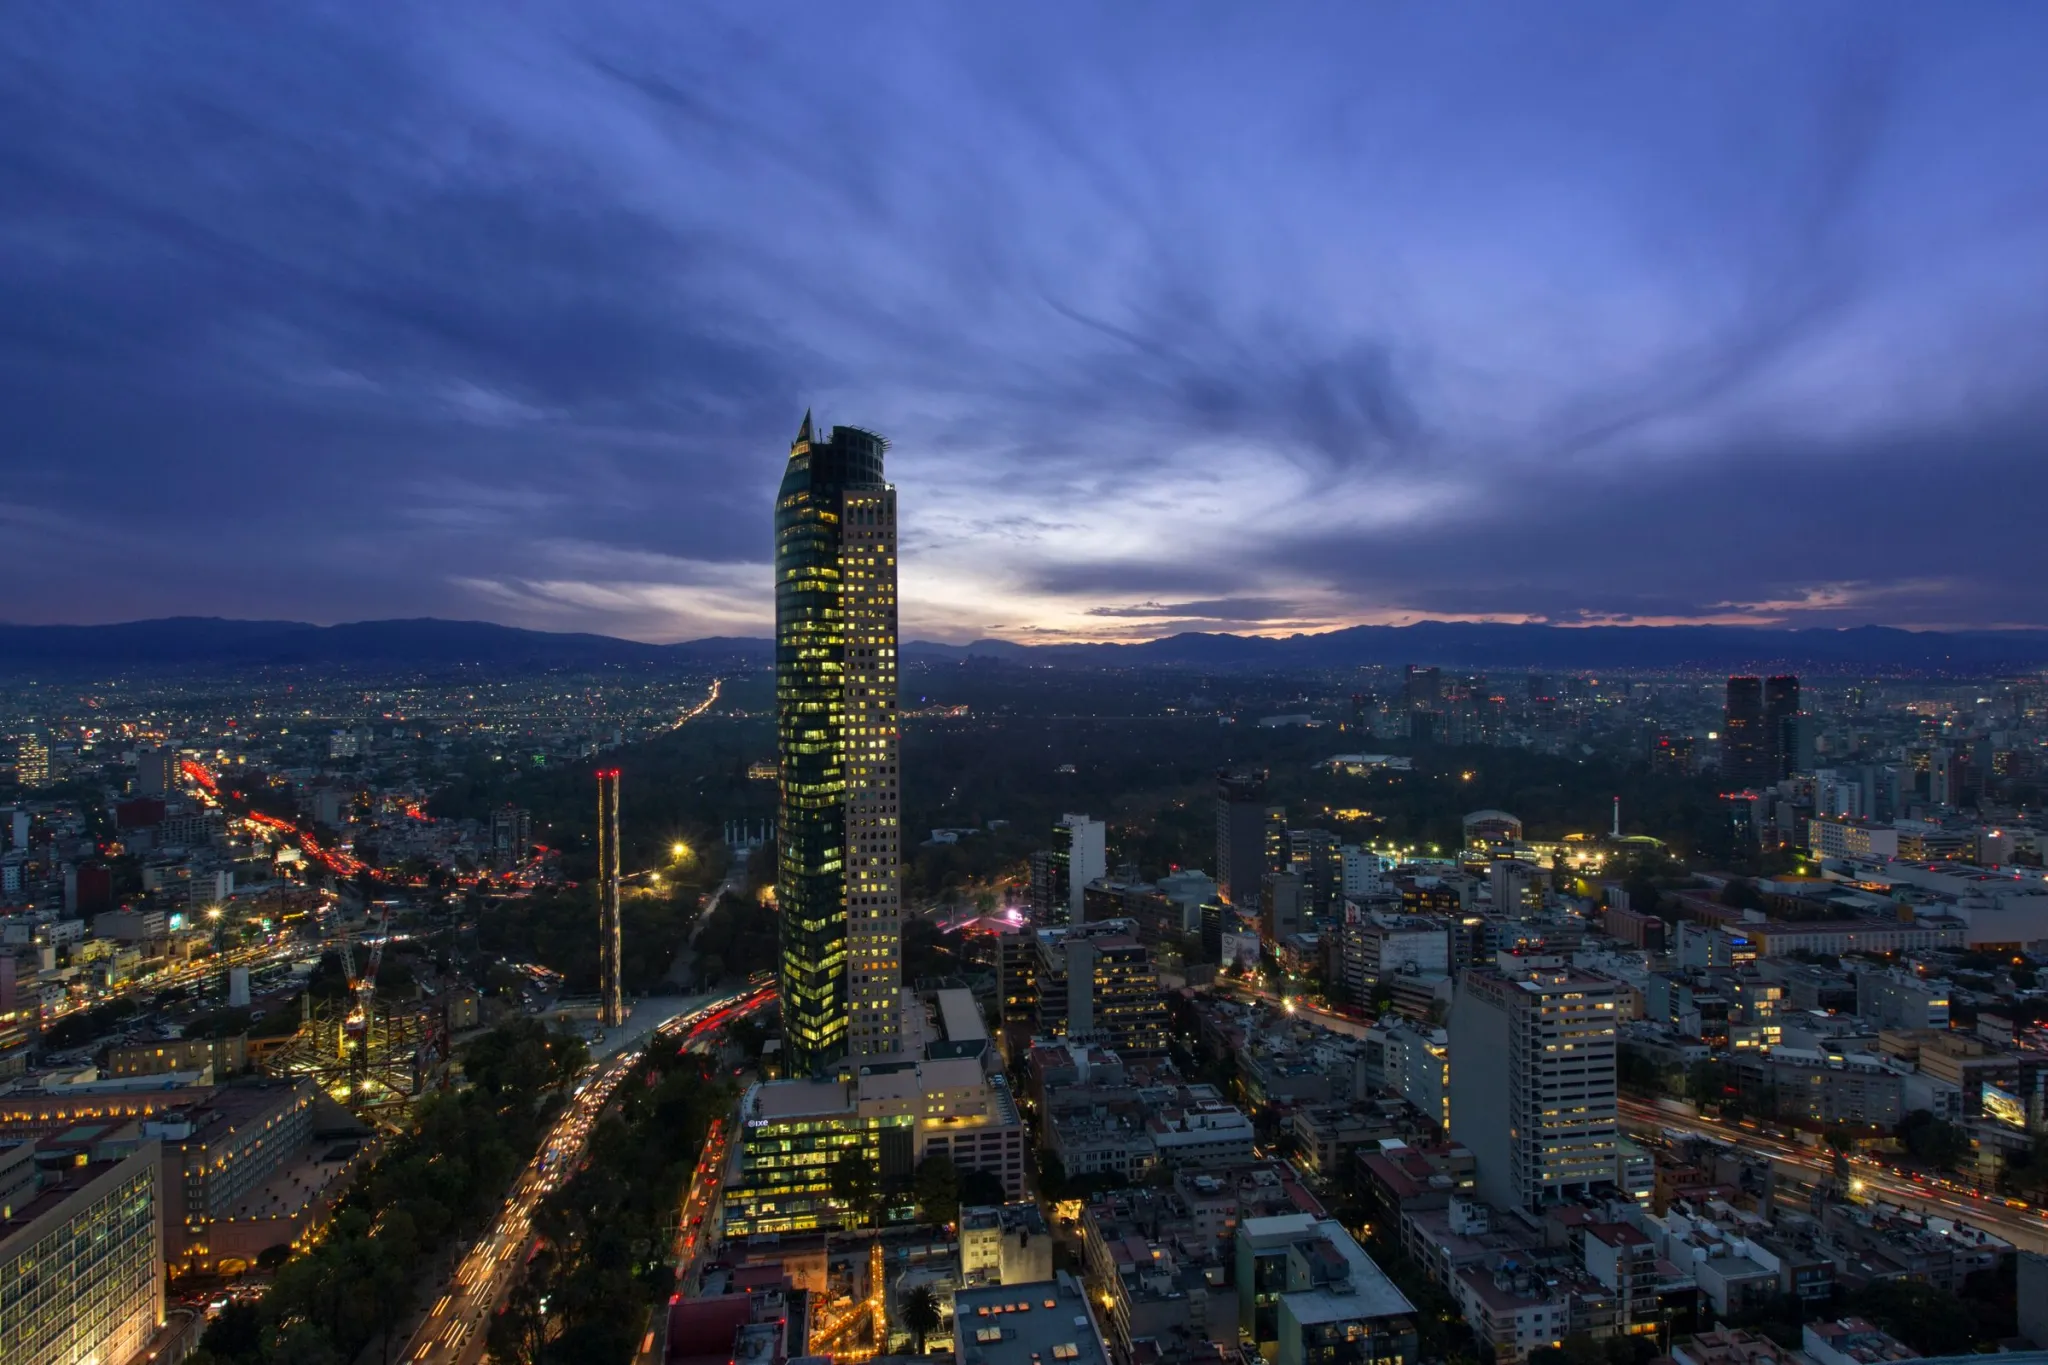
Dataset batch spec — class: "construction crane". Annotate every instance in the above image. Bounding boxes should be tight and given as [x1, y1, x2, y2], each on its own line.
[343, 900, 393, 1047]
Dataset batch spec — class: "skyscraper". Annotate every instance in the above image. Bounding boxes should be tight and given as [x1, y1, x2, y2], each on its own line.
[1765, 674, 1801, 781]
[1216, 769, 1284, 906]
[1722, 676, 1766, 787]
[776, 414, 902, 1075]
[1449, 961, 1620, 1213]
[596, 769, 623, 1029]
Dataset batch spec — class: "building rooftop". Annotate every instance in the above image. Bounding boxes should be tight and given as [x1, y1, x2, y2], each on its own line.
[955, 1274, 1109, 1365]
[748, 1079, 853, 1123]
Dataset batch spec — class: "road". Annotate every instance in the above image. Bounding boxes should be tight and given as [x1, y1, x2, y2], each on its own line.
[1218, 981, 1371, 1039]
[1617, 1096, 2048, 1253]
[403, 987, 772, 1365]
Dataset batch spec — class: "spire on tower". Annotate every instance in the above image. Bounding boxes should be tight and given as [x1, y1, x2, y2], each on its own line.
[794, 408, 814, 449]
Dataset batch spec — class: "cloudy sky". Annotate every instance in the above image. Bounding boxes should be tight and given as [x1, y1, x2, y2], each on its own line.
[6, 5, 2048, 642]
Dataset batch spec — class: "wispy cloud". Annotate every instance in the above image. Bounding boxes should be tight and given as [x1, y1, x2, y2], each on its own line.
[3, 5, 2047, 638]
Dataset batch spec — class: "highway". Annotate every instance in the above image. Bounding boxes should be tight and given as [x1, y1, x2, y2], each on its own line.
[1617, 1096, 2048, 1253]
[404, 986, 774, 1365]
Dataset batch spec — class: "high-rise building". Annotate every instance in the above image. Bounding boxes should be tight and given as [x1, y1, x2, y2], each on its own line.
[1404, 665, 1442, 707]
[1057, 814, 1107, 922]
[490, 804, 532, 868]
[1030, 814, 1107, 925]
[1722, 676, 1767, 788]
[1286, 828, 1343, 924]
[133, 745, 174, 797]
[0, 1131, 162, 1364]
[1217, 769, 1284, 906]
[1765, 674, 1801, 781]
[775, 415, 902, 1074]
[12, 734, 48, 789]
[596, 769, 623, 1029]
[1449, 961, 1620, 1213]
[1031, 919, 1170, 1056]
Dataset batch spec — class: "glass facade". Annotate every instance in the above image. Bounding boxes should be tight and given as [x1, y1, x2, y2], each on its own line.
[0, 1148, 161, 1365]
[775, 414, 900, 1077]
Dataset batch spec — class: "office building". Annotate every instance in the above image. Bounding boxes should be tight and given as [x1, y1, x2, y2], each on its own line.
[774, 415, 903, 1074]
[12, 735, 48, 789]
[489, 804, 532, 868]
[1033, 919, 1170, 1056]
[596, 768, 623, 1029]
[1449, 961, 1621, 1213]
[1217, 769, 1285, 906]
[1261, 871, 1304, 943]
[1032, 814, 1107, 925]
[0, 1130, 162, 1365]
[723, 995, 1026, 1237]
[133, 745, 175, 797]
[1287, 828, 1344, 923]
[1722, 678, 1767, 788]
[1765, 675, 1801, 781]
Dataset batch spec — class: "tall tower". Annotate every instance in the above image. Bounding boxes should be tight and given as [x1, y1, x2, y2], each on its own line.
[596, 768, 623, 1029]
[1722, 676, 1766, 788]
[775, 414, 902, 1075]
[1449, 960, 1620, 1213]
[1764, 674, 1801, 781]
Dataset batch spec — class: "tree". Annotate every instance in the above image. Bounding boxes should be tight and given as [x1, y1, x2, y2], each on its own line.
[1899, 1108, 1971, 1171]
[959, 1165, 1008, 1209]
[915, 1154, 960, 1225]
[832, 1157, 881, 1227]
[901, 1283, 943, 1355]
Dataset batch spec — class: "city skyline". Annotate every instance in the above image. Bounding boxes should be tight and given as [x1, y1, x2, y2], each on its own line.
[7, 7, 2048, 643]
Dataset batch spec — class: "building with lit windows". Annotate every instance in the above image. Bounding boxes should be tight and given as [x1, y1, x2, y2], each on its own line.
[722, 990, 1026, 1237]
[10, 734, 48, 789]
[1237, 1212, 1416, 1365]
[0, 1130, 162, 1365]
[1218, 770, 1285, 907]
[1032, 919, 1170, 1057]
[1722, 677, 1767, 788]
[1448, 960, 1620, 1214]
[774, 414, 903, 1075]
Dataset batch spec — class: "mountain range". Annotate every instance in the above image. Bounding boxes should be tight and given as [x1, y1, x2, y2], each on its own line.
[3, 617, 2047, 675]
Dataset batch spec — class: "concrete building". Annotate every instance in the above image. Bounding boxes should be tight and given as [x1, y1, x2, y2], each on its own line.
[1855, 967, 1951, 1031]
[1033, 919, 1169, 1056]
[954, 1273, 1110, 1365]
[724, 1008, 1027, 1238]
[0, 1130, 162, 1365]
[1219, 770, 1285, 907]
[959, 1202, 1054, 1288]
[1449, 961, 1621, 1213]
[1237, 1213, 1417, 1365]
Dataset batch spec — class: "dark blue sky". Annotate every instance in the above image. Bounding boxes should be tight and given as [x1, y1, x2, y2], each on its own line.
[6, 5, 2048, 642]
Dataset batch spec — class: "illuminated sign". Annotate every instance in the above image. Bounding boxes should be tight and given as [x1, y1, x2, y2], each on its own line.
[1983, 1082, 2028, 1130]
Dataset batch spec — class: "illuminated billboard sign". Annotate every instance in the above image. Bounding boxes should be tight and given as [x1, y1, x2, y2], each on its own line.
[1983, 1081, 2028, 1130]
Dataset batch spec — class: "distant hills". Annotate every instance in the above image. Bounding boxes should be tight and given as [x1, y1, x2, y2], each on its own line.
[2, 616, 2045, 675]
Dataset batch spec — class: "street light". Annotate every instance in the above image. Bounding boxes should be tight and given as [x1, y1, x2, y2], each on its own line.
[671, 841, 691, 861]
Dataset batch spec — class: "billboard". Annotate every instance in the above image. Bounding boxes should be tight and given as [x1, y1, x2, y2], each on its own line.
[1983, 1081, 2028, 1130]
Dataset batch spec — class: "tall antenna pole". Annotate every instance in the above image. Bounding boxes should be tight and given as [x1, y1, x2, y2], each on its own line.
[1611, 795, 1621, 840]
[598, 768, 624, 1029]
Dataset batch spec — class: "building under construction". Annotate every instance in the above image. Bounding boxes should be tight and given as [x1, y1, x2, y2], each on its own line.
[262, 903, 446, 1122]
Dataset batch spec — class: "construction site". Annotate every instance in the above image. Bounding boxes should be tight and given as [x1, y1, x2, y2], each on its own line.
[260, 901, 449, 1123]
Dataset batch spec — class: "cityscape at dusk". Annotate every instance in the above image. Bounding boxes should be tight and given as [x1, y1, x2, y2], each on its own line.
[6, 8, 2048, 1365]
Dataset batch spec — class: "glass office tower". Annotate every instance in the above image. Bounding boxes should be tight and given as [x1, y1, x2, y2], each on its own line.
[774, 413, 902, 1076]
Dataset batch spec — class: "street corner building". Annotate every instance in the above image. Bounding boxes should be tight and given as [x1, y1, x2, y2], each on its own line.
[774, 413, 904, 1077]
